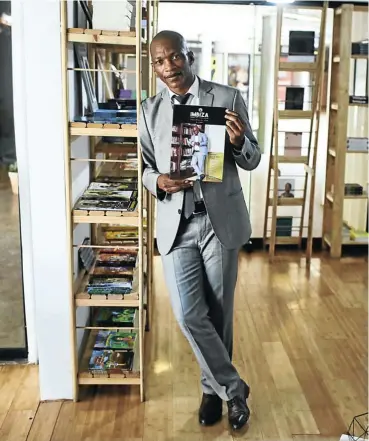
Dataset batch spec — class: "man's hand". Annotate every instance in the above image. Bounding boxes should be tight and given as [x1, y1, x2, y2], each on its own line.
[225, 109, 246, 147]
[158, 174, 193, 194]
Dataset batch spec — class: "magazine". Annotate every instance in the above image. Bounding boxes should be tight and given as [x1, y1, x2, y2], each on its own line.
[94, 330, 137, 350]
[89, 349, 134, 372]
[170, 105, 227, 182]
[95, 307, 137, 327]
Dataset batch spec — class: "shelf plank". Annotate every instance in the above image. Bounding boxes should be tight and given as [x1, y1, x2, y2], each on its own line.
[70, 122, 137, 138]
[95, 141, 137, 155]
[73, 211, 139, 226]
[351, 54, 368, 60]
[279, 110, 313, 119]
[324, 233, 368, 247]
[268, 197, 304, 206]
[75, 266, 140, 307]
[279, 62, 317, 72]
[264, 237, 300, 245]
[272, 155, 308, 164]
[67, 28, 142, 46]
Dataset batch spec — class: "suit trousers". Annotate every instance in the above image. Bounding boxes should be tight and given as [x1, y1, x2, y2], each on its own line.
[161, 211, 243, 401]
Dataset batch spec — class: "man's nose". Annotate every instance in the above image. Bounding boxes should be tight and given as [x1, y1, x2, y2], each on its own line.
[163, 57, 175, 69]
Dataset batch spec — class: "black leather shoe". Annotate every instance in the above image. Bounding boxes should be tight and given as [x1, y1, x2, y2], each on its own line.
[199, 393, 223, 426]
[227, 380, 250, 430]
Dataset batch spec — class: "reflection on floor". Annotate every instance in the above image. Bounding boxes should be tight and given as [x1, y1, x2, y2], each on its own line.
[0, 187, 25, 349]
[0, 252, 367, 441]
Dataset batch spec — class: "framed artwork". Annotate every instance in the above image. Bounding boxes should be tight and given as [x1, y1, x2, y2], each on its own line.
[284, 132, 302, 156]
[276, 216, 293, 237]
[227, 53, 250, 105]
[278, 178, 295, 198]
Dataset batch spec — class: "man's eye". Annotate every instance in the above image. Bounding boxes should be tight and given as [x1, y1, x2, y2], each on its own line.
[172, 54, 180, 60]
[155, 60, 163, 65]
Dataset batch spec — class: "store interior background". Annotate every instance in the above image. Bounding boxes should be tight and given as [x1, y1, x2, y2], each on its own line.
[3, 0, 368, 402]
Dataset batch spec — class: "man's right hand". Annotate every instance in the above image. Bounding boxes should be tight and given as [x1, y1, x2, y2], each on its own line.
[157, 174, 193, 194]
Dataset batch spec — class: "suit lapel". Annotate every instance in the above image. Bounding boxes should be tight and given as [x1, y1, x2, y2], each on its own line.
[199, 79, 214, 107]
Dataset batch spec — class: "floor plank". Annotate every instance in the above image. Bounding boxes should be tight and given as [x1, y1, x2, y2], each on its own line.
[0, 251, 367, 441]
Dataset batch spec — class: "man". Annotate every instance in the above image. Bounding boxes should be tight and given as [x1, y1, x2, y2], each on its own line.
[280, 182, 294, 198]
[189, 125, 208, 179]
[139, 30, 261, 431]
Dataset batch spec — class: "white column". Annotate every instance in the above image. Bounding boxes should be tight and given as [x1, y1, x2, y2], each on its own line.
[200, 35, 213, 81]
[12, 0, 74, 400]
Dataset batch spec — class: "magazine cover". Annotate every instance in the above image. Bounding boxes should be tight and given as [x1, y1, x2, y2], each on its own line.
[170, 105, 227, 182]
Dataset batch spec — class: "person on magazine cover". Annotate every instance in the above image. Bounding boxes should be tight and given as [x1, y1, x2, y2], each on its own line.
[189, 125, 208, 179]
[139, 30, 261, 431]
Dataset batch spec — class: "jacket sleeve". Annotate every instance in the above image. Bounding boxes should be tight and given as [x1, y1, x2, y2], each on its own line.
[201, 133, 208, 147]
[231, 89, 261, 171]
[139, 102, 166, 200]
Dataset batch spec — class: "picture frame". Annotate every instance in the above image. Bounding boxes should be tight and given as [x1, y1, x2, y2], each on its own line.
[74, 43, 99, 114]
[278, 178, 295, 198]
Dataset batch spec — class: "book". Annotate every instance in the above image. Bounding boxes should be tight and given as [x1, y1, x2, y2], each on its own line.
[94, 330, 137, 350]
[95, 307, 137, 327]
[86, 277, 132, 295]
[89, 349, 134, 373]
[170, 105, 226, 183]
[285, 87, 304, 110]
[74, 198, 137, 212]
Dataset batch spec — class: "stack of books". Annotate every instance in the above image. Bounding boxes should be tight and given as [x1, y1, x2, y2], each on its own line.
[88, 328, 138, 373]
[74, 179, 138, 213]
[86, 248, 138, 297]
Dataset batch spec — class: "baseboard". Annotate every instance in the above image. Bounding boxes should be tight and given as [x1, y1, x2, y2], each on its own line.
[154, 237, 368, 256]
[0, 347, 28, 362]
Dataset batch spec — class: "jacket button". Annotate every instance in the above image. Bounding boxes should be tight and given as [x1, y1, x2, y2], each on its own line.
[178, 209, 182, 214]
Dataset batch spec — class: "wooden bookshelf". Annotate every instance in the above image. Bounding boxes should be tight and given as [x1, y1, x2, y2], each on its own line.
[322, 4, 369, 257]
[60, 0, 158, 402]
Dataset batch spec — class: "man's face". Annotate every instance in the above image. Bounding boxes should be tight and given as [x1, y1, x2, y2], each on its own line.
[193, 126, 199, 135]
[151, 37, 194, 90]
[285, 183, 291, 192]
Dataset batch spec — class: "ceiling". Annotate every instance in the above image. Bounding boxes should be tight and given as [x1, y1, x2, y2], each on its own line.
[159, 0, 367, 6]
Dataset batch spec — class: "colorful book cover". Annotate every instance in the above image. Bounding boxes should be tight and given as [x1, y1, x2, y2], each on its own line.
[92, 266, 134, 277]
[87, 277, 132, 295]
[74, 198, 137, 212]
[94, 330, 137, 350]
[170, 105, 226, 183]
[95, 307, 136, 327]
[89, 349, 134, 372]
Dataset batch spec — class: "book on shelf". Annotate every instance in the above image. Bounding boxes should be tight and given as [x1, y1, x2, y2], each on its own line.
[95, 307, 138, 328]
[94, 330, 137, 350]
[284, 132, 302, 156]
[285, 87, 304, 110]
[74, 198, 137, 212]
[288, 30, 315, 62]
[170, 105, 227, 183]
[89, 349, 134, 373]
[87, 277, 133, 295]
[96, 252, 137, 267]
[92, 266, 134, 277]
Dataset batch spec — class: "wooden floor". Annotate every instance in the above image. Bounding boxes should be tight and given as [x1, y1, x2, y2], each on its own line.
[0, 251, 367, 441]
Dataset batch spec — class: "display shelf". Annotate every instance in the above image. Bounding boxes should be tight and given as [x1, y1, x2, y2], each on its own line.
[263, 3, 328, 262]
[61, 0, 158, 401]
[70, 123, 137, 138]
[322, 3, 368, 258]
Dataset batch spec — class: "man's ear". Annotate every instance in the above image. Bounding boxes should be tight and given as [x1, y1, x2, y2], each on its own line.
[187, 51, 195, 65]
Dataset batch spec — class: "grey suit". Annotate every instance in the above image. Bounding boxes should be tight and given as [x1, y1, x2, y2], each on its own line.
[139, 78, 261, 401]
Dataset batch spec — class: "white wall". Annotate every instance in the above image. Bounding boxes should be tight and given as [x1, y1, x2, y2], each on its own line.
[12, 0, 91, 400]
[12, 0, 74, 400]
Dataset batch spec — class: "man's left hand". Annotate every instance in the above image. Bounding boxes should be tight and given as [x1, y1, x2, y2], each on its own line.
[225, 109, 245, 148]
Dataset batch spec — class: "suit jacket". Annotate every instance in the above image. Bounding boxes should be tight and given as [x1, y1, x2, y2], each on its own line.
[190, 132, 208, 155]
[139, 77, 261, 256]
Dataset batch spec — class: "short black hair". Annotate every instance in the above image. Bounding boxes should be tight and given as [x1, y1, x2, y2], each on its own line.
[151, 30, 189, 52]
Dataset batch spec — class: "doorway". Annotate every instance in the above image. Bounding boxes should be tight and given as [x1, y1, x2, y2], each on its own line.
[0, 1, 27, 360]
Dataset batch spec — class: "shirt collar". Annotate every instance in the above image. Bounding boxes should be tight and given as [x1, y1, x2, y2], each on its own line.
[167, 75, 199, 100]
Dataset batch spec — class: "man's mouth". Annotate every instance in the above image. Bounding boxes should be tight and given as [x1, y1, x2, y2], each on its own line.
[165, 72, 182, 80]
